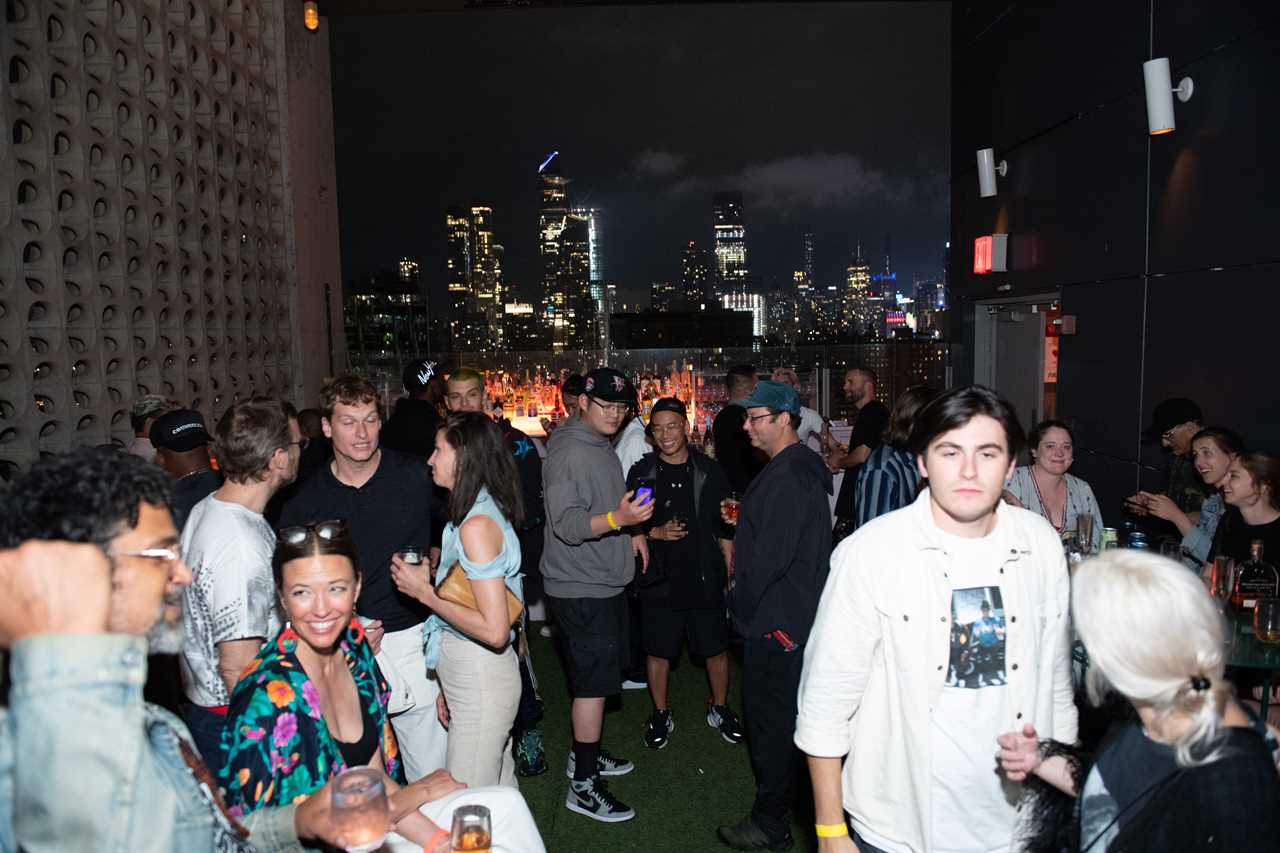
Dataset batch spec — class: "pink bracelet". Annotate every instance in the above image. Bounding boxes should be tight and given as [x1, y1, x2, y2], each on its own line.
[425, 827, 450, 851]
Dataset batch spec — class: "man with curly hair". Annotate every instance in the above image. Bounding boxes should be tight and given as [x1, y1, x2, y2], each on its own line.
[0, 447, 352, 852]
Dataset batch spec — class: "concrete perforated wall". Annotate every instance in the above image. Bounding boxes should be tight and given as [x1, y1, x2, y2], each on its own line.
[1, 0, 307, 477]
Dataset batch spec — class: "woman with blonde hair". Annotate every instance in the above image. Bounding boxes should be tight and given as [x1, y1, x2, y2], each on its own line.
[998, 549, 1280, 852]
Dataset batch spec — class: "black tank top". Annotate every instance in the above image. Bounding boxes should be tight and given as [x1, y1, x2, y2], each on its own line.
[334, 711, 379, 769]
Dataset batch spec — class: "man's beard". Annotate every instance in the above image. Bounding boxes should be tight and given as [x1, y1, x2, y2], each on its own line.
[146, 591, 185, 654]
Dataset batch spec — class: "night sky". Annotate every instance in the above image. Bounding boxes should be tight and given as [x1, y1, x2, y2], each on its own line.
[330, 2, 951, 308]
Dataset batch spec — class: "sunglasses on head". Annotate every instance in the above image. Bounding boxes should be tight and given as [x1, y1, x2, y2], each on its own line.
[278, 519, 348, 545]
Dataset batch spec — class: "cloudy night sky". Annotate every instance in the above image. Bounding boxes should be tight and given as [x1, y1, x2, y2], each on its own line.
[330, 2, 951, 308]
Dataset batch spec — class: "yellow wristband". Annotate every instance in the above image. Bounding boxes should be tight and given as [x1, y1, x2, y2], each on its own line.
[606, 511, 620, 530]
[815, 823, 849, 838]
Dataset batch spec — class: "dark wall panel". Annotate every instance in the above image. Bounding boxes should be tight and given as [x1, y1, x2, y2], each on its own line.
[1142, 265, 1280, 449]
[1148, 27, 1280, 272]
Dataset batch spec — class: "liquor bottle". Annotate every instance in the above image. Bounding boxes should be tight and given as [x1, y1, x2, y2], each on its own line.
[1232, 540, 1279, 618]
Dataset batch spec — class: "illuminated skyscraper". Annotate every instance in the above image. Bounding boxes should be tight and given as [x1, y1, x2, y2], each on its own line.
[713, 191, 749, 295]
[681, 240, 711, 306]
[572, 206, 603, 282]
[651, 280, 678, 311]
[722, 291, 767, 339]
[445, 207, 472, 319]
[398, 258, 420, 283]
[539, 152, 572, 348]
[469, 206, 502, 321]
[845, 245, 872, 337]
[803, 231, 815, 287]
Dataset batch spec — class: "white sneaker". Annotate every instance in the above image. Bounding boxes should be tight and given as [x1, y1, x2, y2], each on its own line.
[538, 624, 555, 638]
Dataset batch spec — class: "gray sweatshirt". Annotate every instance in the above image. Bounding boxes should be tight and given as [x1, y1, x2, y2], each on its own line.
[540, 418, 634, 598]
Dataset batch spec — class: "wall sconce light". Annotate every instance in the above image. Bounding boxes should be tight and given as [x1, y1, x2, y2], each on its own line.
[1142, 57, 1193, 135]
[976, 148, 1007, 198]
[304, 1, 320, 31]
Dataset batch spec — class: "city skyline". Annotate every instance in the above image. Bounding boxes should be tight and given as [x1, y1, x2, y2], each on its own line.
[330, 2, 950, 308]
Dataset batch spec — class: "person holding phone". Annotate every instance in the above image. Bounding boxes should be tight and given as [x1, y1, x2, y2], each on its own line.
[541, 367, 654, 823]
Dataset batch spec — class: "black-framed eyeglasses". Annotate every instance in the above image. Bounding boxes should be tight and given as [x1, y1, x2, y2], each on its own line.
[746, 411, 780, 424]
[278, 519, 348, 545]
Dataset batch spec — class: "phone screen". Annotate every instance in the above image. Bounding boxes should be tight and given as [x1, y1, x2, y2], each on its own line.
[635, 486, 654, 505]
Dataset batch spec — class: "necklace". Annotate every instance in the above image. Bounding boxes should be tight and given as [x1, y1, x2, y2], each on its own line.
[178, 466, 212, 481]
[1030, 470, 1069, 532]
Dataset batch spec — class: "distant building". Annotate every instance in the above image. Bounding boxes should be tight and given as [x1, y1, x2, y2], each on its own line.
[538, 153, 597, 351]
[651, 279, 679, 312]
[681, 240, 712, 306]
[445, 207, 472, 320]
[721, 291, 767, 339]
[610, 309, 754, 349]
[502, 302, 546, 352]
[399, 258, 420, 283]
[713, 191, 750, 296]
[345, 270, 431, 387]
[845, 247, 872, 337]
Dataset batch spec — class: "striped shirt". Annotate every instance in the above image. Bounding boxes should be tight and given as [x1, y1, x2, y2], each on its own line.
[854, 444, 921, 529]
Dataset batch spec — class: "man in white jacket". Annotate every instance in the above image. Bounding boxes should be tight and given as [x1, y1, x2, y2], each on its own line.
[796, 385, 1077, 853]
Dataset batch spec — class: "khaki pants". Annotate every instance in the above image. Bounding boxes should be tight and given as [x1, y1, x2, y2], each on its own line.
[436, 631, 521, 789]
[381, 623, 449, 781]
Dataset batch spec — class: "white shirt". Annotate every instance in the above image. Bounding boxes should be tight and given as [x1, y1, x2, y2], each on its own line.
[179, 494, 281, 707]
[614, 417, 649, 479]
[795, 490, 1076, 853]
[127, 435, 156, 462]
[798, 405, 824, 449]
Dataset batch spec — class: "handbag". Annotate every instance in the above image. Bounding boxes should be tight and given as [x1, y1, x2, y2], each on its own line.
[437, 562, 523, 626]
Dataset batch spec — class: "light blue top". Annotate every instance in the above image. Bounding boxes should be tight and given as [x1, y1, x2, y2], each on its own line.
[423, 487, 524, 668]
[1181, 491, 1224, 565]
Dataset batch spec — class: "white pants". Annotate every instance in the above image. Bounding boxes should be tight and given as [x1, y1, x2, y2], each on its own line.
[381, 623, 449, 781]
[385, 786, 547, 853]
[436, 632, 521, 789]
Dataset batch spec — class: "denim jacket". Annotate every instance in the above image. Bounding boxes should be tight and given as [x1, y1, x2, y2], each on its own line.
[0, 634, 303, 853]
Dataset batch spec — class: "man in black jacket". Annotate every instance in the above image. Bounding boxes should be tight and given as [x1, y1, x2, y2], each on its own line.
[381, 358, 445, 458]
[625, 398, 744, 752]
[713, 364, 767, 493]
[718, 380, 833, 852]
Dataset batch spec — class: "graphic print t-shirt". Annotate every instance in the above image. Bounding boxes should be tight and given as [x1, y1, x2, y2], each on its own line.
[179, 494, 281, 707]
[930, 532, 1018, 853]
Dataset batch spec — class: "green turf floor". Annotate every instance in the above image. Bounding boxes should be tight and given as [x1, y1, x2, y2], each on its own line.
[517, 626, 818, 853]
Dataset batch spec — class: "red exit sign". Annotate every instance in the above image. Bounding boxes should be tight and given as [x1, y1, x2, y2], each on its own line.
[973, 234, 1008, 275]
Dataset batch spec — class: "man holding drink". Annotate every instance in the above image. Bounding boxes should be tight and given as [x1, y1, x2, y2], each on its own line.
[718, 380, 834, 851]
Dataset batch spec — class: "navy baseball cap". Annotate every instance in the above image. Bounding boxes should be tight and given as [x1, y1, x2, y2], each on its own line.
[732, 380, 800, 416]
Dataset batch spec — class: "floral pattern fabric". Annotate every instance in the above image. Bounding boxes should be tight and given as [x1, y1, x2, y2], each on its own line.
[218, 617, 404, 818]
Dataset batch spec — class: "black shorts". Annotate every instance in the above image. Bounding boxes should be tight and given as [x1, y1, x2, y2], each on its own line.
[547, 592, 630, 698]
[642, 601, 729, 660]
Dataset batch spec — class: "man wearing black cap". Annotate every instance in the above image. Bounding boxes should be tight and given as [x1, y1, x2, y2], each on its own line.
[151, 409, 223, 532]
[381, 358, 446, 457]
[625, 397, 743, 752]
[718, 380, 833, 852]
[542, 366, 654, 823]
[1126, 397, 1207, 517]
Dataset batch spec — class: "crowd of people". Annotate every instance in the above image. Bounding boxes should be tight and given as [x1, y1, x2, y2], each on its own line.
[1, 361, 1279, 853]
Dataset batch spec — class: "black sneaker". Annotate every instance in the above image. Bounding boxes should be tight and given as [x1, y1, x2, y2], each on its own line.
[716, 815, 794, 851]
[565, 748, 636, 779]
[643, 708, 674, 750]
[566, 776, 636, 823]
[514, 728, 547, 777]
[707, 703, 745, 744]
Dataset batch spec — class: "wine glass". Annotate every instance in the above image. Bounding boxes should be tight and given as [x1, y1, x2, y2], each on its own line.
[1210, 557, 1236, 602]
[331, 767, 389, 853]
[451, 804, 492, 852]
[1255, 598, 1280, 644]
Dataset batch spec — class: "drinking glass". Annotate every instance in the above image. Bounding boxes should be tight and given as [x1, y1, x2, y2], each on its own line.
[451, 804, 492, 853]
[1255, 598, 1280, 644]
[1210, 557, 1235, 602]
[1075, 514, 1095, 555]
[723, 492, 741, 524]
[331, 767, 389, 853]
[396, 546, 423, 565]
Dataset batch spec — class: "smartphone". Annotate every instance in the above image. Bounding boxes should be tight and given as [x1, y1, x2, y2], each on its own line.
[635, 486, 653, 505]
